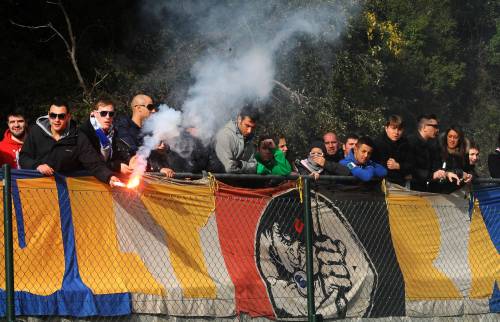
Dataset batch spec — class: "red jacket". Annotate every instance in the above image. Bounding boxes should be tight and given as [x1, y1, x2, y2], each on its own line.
[0, 129, 24, 169]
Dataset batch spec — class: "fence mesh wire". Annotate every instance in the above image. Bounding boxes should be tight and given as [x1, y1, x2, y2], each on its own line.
[0, 179, 498, 322]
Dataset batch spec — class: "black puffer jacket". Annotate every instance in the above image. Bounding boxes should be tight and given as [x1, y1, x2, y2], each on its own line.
[372, 134, 413, 186]
[19, 116, 113, 183]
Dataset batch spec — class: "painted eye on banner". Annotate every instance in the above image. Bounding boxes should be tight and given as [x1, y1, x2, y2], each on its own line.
[294, 270, 308, 297]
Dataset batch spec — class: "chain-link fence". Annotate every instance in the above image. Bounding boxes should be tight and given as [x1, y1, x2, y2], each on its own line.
[1, 168, 499, 322]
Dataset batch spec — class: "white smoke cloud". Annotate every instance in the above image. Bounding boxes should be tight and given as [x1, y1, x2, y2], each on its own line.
[133, 104, 182, 177]
[134, 0, 355, 175]
[177, 1, 349, 141]
[181, 47, 274, 140]
[139, 104, 182, 157]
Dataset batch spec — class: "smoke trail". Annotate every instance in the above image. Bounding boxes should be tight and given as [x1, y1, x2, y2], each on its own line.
[134, 0, 354, 176]
[131, 104, 182, 178]
[178, 1, 349, 143]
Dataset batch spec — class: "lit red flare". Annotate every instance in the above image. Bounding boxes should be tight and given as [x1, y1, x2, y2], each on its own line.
[127, 175, 141, 189]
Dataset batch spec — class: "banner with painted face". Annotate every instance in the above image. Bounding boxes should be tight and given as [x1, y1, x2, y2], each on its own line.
[0, 170, 498, 319]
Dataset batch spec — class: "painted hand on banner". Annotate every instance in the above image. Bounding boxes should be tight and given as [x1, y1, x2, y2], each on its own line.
[313, 234, 352, 315]
[260, 227, 352, 317]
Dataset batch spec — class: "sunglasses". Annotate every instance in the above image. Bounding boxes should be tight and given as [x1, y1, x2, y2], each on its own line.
[426, 124, 439, 129]
[135, 104, 156, 111]
[49, 113, 67, 120]
[98, 110, 115, 117]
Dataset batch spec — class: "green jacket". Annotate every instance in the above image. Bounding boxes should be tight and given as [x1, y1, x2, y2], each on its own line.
[256, 148, 291, 175]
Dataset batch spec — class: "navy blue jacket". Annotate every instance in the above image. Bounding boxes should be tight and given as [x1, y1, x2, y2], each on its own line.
[114, 116, 142, 157]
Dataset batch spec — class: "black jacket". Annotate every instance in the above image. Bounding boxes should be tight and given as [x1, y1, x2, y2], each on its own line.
[324, 148, 344, 163]
[372, 134, 413, 186]
[431, 151, 471, 194]
[79, 118, 128, 172]
[19, 117, 113, 183]
[148, 148, 186, 172]
[148, 131, 209, 174]
[114, 115, 142, 156]
[488, 150, 500, 178]
[407, 133, 441, 191]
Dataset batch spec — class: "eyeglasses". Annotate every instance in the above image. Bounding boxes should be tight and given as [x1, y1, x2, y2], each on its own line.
[98, 111, 115, 117]
[134, 104, 156, 111]
[309, 152, 324, 157]
[426, 124, 439, 129]
[49, 113, 67, 120]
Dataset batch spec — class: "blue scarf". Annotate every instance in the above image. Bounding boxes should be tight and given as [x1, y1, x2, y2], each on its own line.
[90, 116, 114, 161]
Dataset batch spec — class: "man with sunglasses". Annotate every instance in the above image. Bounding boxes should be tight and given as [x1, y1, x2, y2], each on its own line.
[19, 100, 122, 186]
[79, 96, 132, 175]
[115, 94, 157, 162]
[408, 114, 458, 191]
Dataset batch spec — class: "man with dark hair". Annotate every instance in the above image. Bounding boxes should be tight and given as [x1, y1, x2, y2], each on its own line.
[323, 131, 344, 162]
[79, 96, 131, 175]
[372, 115, 413, 186]
[340, 136, 387, 181]
[407, 114, 456, 191]
[212, 103, 259, 173]
[488, 133, 500, 178]
[19, 101, 122, 186]
[114, 94, 157, 162]
[343, 133, 359, 158]
[0, 111, 27, 168]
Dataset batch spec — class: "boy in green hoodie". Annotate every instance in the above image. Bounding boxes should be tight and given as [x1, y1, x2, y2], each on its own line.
[255, 136, 291, 175]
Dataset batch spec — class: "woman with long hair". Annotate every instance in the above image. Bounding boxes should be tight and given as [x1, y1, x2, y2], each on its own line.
[435, 126, 472, 192]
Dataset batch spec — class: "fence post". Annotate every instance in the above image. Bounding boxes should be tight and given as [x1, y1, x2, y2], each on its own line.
[3, 164, 15, 321]
[303, 177, 316, 321]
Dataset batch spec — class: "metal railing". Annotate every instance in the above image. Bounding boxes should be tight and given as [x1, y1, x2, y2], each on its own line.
[3, 165, 14, 322]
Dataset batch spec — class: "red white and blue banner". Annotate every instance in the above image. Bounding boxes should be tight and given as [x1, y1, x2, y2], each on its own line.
[0, 170, 498, 319]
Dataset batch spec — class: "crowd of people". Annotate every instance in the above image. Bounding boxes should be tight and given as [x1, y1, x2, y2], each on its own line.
[0, 95, 499, 193]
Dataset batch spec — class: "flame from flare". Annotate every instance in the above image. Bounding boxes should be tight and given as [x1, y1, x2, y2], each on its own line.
[127, 175, 141, 189]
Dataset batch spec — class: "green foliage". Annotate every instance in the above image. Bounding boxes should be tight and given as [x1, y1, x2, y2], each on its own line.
[488, 19, 500, 66]
[2, 0, 499, 166]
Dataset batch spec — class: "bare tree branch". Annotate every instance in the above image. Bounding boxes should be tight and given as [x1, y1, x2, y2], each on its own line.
[49, 0, 88, 98]
[10, 20, 50, 30]
[41, 33, 58, 43]
[89, 72, 109, 97]
[273, 79, 309, 105]
[46, 22, 71, 51]
[11, 0, 90, 100]
[10, 19, 70, 52]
